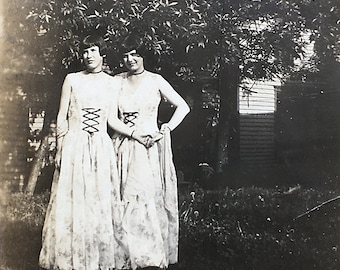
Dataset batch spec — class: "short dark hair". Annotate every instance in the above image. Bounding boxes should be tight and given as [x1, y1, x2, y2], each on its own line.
[80, 35, 107, 56]
[121, 36, 147, 57]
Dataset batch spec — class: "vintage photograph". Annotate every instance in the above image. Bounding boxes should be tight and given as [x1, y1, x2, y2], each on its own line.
[0, 0, 339, 269]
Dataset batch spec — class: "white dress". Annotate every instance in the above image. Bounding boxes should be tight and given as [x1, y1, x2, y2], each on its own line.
[39, 72, 118, 270]
[112, 73, 179, 270]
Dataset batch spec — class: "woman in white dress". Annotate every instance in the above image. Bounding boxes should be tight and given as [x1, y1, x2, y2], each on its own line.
[112, 36, 190, 270]
[39, 35, 147, 270]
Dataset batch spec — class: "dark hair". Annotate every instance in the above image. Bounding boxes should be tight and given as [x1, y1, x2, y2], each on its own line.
[121, 36, 147, 57]
[80, 35, 107, 56]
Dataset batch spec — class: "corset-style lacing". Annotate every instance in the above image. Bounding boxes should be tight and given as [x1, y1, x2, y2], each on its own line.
[122, 112, 138, 127]
[82, 108, 101, 135]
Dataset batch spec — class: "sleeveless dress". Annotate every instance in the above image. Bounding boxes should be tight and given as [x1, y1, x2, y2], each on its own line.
[39, 73, 118, 270]
[112, 73, 179, 270]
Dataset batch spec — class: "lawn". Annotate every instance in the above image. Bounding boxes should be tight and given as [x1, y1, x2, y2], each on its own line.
[1, 185, 340, 270]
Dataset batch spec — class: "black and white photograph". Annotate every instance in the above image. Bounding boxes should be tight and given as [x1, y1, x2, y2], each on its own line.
[0, 0, 339, 269]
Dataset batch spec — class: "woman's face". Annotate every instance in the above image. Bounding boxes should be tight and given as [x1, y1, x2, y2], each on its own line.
[123, 49, 144, 72]
[83, 45, 103, 71]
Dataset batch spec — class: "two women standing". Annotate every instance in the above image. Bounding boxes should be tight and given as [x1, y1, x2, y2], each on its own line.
[39, 35, 189, 270]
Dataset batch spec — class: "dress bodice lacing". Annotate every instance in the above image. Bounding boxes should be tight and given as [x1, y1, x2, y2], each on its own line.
[118, 73, 161, 134]
[67, 88, 111, 135]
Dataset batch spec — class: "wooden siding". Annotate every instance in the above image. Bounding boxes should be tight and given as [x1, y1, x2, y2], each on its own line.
[239, 80, 279, 114]
[0, 92, 28, 189]
[238, 80, 280, 169]
[29, 111, 45, 151]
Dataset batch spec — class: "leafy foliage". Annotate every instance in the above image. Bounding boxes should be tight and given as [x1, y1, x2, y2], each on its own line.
[8, 0, 325, 80]
[3, 0, 339, 176]
[300, 0, 340, 64]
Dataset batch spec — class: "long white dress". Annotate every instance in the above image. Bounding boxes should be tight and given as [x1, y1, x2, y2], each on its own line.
[39, 72, 118, 270]
[112, 72, 179, 270]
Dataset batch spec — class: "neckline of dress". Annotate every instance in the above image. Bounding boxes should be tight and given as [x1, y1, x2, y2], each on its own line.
[128, 69, 145, 76]
[85, 69, 103, 74]
[123, 73, 146, 95]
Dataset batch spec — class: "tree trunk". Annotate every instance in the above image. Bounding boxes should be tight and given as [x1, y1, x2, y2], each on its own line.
[25, 135, 50, 195]
[25, 74, 60, 195]
[214, 65, 240, 180]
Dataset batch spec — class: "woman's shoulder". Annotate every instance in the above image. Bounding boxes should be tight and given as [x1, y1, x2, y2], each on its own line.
[64, 71, 86, 81]
[144, 70, 161, 78]
[113, 72, 128, 79]
[149, 72, 170, 87]
[112, 72, 126, 78]
[148, 72, 165, 82]
[110, 73, 125, 84]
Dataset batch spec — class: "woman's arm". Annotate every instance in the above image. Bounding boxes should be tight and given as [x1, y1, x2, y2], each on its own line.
[107, 76, 148, 145]
[145, 74, 190, 148]
[56, 74, 72, 135]
[157, 74, 190, 131]
[55, 74, 72, 168]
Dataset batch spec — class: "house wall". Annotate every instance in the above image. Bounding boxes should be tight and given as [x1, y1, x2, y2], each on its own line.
[0, 90, 28, 190]
[238, 79, 280, 170]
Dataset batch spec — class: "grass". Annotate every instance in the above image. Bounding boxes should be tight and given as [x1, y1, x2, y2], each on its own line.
[1, 186, 340, 270]
[177, 185, 340, 269]
[0, 192, 48, 270]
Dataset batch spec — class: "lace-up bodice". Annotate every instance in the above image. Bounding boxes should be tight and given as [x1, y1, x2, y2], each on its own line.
[67, 87, 112, 135]
[117, 73, 161, 134]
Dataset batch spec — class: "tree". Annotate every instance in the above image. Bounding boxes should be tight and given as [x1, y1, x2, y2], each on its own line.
[6, 0, 338, 189]
[294, 0, 340, 83]
[279, 0, 340, 182]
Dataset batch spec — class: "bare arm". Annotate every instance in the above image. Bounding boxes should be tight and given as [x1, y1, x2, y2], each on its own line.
[146, 74, 190, 148]
[55, 74, 72, 167]
[107, 76, 135, 136]
[157, 74, 190, 131]
[107, 76, 148, 145]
